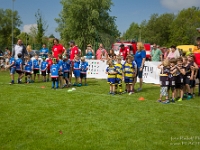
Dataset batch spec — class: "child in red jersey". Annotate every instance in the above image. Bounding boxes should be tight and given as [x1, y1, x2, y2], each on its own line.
[46, 53, 53, 82]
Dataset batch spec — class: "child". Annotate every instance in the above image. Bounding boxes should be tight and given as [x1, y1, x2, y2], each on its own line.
[32, 54, 40, 82]
[46, 53, 53, 82]
[175, 57, 185, 102]
[15, 53, 24, 83]
[106, 59, 117, 95]
[24, 54, 32, 83]
[73, 55, 81, 87]
[115, 56, 123, 94]
[50, 58, 59, 89]
[6, 54, 16, 84]
[123, 55, 135, 95]
[80, 57, 88, 86]
[62, 55, 71, 88]
[164, 58, 177, 103]
[157, 59, 170, 102]
[41, 57, 48, 82]
[57, 54, 64, 88]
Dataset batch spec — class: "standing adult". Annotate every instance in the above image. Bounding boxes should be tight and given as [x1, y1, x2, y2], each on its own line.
[52, 38, 65, 59]
[167, 45, 180, 59]
[119, 43, 129, 60]
[12, 39, 27, 63]
[96, 43, 107, 60]
[193, 36, 200, 96]
[40, 44, 49, 58]
[85, 44, 95, 59]
[134, 42, 146, 92]
[151, 43, 162, 61]
[69, 41, 79, 60]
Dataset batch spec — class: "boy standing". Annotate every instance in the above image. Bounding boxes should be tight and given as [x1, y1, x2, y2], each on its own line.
[15, 53, 24, 83]
[115, 56, 123, 94]
[51, 58, 60, 89]
[41, 57, 48, 82]
[6, 54, 16, 84]
[80, 57, 89, 86]
[24, 55, 32, 83]
[32, 54, 40, 82]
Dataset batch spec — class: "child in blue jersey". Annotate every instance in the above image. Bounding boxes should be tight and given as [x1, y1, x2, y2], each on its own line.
[80, 57, 89, 86]
[115, 56, 123, 94]
[41, 57, 48, 82]
[15, 53, 24, 83]
[62, 55, 71, 87]
[51, 58, 60, 89]
[6, 54, 16, 84]
[57, 54, 64, 88]
[73, 55, 81, 87]
[123, 55, 135, 95]
[106, 59, 117, 95]
[32, 54, 40, 82]
[24, 54, 33, 83]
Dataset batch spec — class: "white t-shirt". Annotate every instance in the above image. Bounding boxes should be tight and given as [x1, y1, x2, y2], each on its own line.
[14, 45, 23, 60]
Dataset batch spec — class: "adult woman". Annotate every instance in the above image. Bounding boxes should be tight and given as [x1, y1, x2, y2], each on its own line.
[167, 45, 180, 59]
[52, 38, 65, 59]
[85, 44, 95, 59]
[96, 43, 107, 60]
[108, 49, 116, 60]
[134, 42, 146, 92]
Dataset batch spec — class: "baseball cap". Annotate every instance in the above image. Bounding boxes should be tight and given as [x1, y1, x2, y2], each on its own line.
[119, 44, 124, 47]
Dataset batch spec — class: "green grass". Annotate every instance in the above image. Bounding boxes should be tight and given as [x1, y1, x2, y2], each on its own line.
[0, 70, 200, 150]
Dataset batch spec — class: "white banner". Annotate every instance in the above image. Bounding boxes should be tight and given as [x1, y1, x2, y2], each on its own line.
[86, 60, 161, 84]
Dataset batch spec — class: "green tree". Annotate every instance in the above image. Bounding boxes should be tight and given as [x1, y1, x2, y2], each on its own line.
[169, 7, 200, 46]
[34, 9, 48, 49]
[55, 0, 120, 51]
[0, 9, 22, 49]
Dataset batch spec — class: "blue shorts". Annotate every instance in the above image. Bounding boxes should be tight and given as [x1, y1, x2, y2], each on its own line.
[124, 77, 133, 84]
[73, 70, 80, 78]
[107, 78, 116, 85]
[137, 68, 143, 78]
[115, 78, 122, 85]
[10, 67, 15, 74]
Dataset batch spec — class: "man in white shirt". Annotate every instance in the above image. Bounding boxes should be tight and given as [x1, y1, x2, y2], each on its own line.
[12, 39, 27, 63]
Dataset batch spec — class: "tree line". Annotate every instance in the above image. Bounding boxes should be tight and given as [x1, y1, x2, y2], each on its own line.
[122, 6, 200, 47]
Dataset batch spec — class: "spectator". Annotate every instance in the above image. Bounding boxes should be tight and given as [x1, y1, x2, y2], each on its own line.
[69, 41, 79, 60]
[119, 43, 129, 60]
[40, 44, 49, 58]
[85, 44, 95, 59]
[167, 45, 180, 59]
[134, 42, 146, 92]
[4, 47, 11, 56]
[12, 39, 27, 63]
[163, 48, 170, 59]
[108, 49, 116, 60]
[26, 45, 32, 56]
[100, 50, 108, 62]
[96, 43, 107, 60]
[52, 38, 65, 59]
[151, 43, 162, 61]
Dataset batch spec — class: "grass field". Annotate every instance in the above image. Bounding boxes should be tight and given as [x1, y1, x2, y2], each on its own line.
[0, 70, 200, 150]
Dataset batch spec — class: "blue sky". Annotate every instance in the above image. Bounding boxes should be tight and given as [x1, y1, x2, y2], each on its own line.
[1, 0, 200, 38]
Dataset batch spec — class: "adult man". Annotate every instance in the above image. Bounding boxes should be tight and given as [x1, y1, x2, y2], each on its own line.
[69, 41, 79, 60]
[12, 39, 27, 63]
[151, 44, 162, 61]
[96, 43, 107, 60]
[52, 38, 65, 59]
[119, 43, 129, 60]
[40, 44, 49, 58]
[193, 36, 200, 96]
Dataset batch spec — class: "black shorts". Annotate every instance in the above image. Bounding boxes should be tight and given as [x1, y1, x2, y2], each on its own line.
[63, 72, 69, 79]
[16, 70, 24, 74]
[184, 76, 190, 85]
[47, 69, 50, 74]
[25, 72, 32, 76]
[41, 71, 46, 76]
[168, 86, 175, 91]
[80, 73, 86, 79]
[52, 78, 58, 81]
[33, 69, 39, 74]
[197, 68, 200, 79]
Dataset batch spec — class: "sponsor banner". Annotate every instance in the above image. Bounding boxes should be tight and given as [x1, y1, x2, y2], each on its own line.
[86, 60, 161, 84]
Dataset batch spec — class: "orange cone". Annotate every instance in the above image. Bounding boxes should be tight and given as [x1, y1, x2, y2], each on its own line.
[41, 86, 45, 89]
[139, 97, 145, 101]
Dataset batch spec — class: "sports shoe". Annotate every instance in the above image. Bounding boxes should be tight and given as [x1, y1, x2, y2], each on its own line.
[73, 83, 77, 86]
[129, 92, 133, 95]
[9, 81, 14, 85]
[187, 95, 192, 100]
[162, 100, 170, 104]
[177, 98, 182, 102]
[137, 88, 142, 92]
[112, 92, 115, 96]
[77, 83, 82, 87]
[171, 99, 175, 103]
[157, 99, 162, 102]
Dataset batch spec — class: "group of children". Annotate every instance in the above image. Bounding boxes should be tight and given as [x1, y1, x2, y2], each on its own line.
[6, 53, 89, 89]
[106, 55, 137, 95]
[158, 54, 198, 103]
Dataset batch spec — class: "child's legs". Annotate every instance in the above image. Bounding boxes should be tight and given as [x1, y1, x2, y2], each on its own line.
[112, 84, 116, 92]
[52, 78, 55, 88]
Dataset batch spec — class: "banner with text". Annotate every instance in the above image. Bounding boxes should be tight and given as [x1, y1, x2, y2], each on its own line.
[86, 60, 160, 84]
